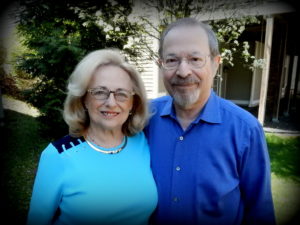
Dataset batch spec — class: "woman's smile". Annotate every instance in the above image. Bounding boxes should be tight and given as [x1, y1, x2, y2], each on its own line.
[100, 111, 120, 119]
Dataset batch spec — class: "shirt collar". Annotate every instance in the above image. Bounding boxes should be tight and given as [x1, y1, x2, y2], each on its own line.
[160, 90, 222, 124]
[196, 91, 222, 124]
[160, 95, 175, 118]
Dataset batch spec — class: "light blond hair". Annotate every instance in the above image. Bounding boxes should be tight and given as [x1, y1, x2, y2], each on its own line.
[63, 48, 149, 137]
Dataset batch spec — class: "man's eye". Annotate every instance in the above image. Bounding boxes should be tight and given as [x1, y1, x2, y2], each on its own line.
[165, 58, 178, 63]
[191, 57, 203, 62]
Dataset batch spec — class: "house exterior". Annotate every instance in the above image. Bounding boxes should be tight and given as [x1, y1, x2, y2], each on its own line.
[216, 9, 299, 127]
[134, 0, 299, 127]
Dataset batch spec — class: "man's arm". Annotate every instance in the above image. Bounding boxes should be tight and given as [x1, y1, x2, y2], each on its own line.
[239, 123, 276, 225]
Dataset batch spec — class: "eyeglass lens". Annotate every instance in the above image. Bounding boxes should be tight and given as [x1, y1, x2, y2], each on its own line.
[89, 87, 133, 102]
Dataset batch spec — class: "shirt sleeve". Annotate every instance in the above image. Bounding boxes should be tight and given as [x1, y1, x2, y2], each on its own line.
[239, 122, 276, 225]
[27, 144, 65, 225]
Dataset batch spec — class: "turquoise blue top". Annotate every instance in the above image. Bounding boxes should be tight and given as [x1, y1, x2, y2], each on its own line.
[27, 132, 158, 225]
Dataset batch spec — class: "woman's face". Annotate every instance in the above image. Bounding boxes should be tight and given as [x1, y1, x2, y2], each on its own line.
[84, 65, 134, 133]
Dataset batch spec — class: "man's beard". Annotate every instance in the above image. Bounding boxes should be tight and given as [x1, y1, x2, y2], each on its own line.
[167, 76, 201, 109]
[172, 88, 200, 108]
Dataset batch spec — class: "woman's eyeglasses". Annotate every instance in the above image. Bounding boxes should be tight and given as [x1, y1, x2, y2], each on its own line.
[87, 87, 135, 102]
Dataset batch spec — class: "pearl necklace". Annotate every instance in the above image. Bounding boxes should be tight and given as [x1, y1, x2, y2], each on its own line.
[84, 135, 127, 154]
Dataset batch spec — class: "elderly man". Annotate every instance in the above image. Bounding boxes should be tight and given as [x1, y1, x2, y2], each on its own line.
[145, 17, 276, 225]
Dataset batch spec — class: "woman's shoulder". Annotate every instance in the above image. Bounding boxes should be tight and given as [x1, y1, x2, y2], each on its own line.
[128, 131, 148, 147]
[129, 131, 146, 140]
[41, 135, 85, 157]
[50, 135, 85, 153]
[128, 131, 149, 146]
[127, 132, 150, 155]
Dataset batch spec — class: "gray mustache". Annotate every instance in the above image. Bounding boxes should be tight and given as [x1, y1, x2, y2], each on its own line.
[171, 77, 200, 85]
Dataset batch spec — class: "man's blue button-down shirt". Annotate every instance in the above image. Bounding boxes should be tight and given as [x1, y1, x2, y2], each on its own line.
[145, 91, 275, 225]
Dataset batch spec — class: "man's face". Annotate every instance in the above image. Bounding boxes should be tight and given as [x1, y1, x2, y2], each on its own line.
[161, 26, 220, 110]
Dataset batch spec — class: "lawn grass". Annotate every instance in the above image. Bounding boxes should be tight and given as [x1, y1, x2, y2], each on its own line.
[266, 134, 300, 182]
[266, 133, 300, 225]
[271, 174, 300, 225]
[0, 109, 299, 224]
[0, 109, 50, 224]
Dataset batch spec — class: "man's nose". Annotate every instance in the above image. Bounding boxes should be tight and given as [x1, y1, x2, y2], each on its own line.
[176, 59, 192, 78]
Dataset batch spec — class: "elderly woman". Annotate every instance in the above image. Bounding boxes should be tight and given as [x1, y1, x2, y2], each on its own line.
[27, 49, 158, 225]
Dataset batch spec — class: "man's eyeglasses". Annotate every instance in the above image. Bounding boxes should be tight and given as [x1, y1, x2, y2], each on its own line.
[161, 55, 211, 70]
[87, 87, 135, 102]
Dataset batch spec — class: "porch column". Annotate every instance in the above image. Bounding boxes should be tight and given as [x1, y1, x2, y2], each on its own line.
[258, 16, 274, 125]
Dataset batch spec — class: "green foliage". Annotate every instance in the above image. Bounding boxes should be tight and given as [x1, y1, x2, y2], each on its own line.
[210, 16, 261, 68]
[15, 0, 143, 138]
[140, 0, 262, 68]
[0, 43, 23, 98]
[0, 43, 7, 84]
[13, 0, 268, 137]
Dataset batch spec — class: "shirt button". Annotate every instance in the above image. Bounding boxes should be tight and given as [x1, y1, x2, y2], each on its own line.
[173, 197, 179, 202]
[179, 136, 184, 141]
[175, 166, 181, 171]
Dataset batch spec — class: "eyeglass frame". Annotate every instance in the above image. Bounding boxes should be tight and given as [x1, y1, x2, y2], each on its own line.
[160, 54, 212, 70]
[87, 86, 135, 102]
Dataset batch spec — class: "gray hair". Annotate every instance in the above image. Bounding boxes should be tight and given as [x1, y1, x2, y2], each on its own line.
[158, 17, 220, 58]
